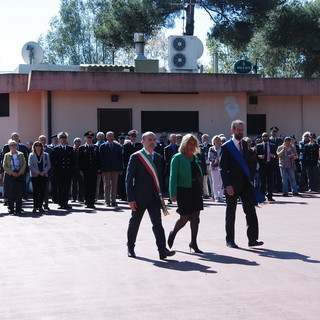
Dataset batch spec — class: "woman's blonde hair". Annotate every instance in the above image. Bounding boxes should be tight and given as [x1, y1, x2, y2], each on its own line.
[178, 134, 200, 155]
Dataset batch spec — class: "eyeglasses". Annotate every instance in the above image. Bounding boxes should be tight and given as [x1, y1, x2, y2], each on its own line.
[262, 135, 268, 138]
[35, 144, 42, 147]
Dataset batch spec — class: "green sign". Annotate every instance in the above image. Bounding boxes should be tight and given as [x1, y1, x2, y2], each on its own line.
[234, 60, 252, 74]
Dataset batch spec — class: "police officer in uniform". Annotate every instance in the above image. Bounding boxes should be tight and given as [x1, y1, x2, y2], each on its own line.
[78, 131, 100, 208]
[51, 132, 76, 210]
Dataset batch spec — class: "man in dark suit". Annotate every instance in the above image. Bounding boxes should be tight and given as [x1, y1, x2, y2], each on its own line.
[256, 132, 278, 201]
[164, 134, 178, 202]
[51, 131, 76, 210]
[220, 120, 264, 248]
[78, 131, 100, 209]
[269, 126, 284, 192]
[126, 131, 175, 260]
[120, 130, 143, 201]
[99, 131, 123, 207]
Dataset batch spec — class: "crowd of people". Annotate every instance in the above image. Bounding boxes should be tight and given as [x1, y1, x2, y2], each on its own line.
[0, 123, 319, 259]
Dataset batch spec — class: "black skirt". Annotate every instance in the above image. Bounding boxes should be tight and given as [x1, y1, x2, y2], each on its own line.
[176, 161, 203, 215]
[3, 174, 26, 199]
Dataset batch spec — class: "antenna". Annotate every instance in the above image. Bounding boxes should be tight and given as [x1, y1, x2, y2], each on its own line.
[21, 41, 44, 64]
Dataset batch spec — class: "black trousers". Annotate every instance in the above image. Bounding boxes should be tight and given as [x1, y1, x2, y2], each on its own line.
[31, 176, 48, 209]
[259, 162, 274, 197]
[225, 186, 259, 243]
[127, 199, 166, 252]
[56, 173, 72, 207]
[83, 170, 97, 206]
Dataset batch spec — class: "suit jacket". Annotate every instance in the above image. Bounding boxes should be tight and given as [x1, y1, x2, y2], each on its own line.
[1, 143, 29, 172]
[122, 141, 143, 168]
[51, 145, 76, 176]
[28, 152, 51, 177]
[78, 144, 100, 172]
[220, 139, 250, 193]
[256, 141, 277, 166]
[2, 151, 26, 176]
[99, 141, 123, 172]
[126, 150, 163, 204]
[164, 144, 178, 174]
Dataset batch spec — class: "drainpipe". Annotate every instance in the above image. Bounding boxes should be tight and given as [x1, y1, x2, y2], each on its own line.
[47, 91, 52, 139]
[300, 95, 304, 136]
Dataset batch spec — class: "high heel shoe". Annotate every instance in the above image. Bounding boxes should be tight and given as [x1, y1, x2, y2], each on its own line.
[168, 231, 176, 249]
[189, 242, 203, 254]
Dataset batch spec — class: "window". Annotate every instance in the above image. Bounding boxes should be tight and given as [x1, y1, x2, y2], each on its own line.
[247, 114, 266, 135]
[0, 93, 9, 117]
[141, 111, 199, 133]
[249, 96, 258, 105]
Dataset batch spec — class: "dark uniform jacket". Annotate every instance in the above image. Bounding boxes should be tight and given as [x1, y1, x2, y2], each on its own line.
[51, 145, 76, 177]
[78, 144, 100, 172]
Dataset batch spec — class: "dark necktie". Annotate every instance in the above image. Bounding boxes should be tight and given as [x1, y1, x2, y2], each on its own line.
[239, 141, 243, 155]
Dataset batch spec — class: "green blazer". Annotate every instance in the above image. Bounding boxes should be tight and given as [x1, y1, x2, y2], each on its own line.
[169, 152, 203, 197]
[2, 151, 26, 176]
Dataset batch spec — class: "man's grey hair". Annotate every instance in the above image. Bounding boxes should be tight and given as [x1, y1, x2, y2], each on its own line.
[231, 119, 245, 129]
[142, 131, 156, 140]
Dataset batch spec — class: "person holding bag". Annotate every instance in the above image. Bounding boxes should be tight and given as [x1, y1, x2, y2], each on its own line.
[28, 141, 51, 213]
[168, 134, 204, 253]
[2, 139, 26, 214]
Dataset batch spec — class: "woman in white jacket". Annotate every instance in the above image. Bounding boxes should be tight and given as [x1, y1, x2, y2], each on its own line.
[28, 141, 51, 213]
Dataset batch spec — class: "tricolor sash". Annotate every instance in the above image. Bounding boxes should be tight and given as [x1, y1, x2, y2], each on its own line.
[225, 140, 267, 206]
[136, 149, 169, 216]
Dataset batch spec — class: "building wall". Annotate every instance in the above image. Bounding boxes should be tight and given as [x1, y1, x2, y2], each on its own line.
[0, 92, 41, 146]
[49, 91, 247, 142]
[247, 95, 320, 139]
[1, 89, 319, 148]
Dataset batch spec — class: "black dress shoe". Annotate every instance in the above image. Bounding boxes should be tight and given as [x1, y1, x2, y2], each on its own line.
[248, 240, 264, 247]
[159, 248, 175, 260]
[226, 241, 239, 248]
[268, 197, 275, 201]
[111, 202, 118, 207]
[127, 247, 136, 258]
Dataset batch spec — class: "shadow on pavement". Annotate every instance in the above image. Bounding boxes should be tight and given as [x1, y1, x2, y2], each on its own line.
[240, 247, 320, 263]
[135, 256, 217, 273]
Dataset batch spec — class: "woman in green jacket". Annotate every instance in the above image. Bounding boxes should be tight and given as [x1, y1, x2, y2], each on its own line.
[168, 134, 204, 253]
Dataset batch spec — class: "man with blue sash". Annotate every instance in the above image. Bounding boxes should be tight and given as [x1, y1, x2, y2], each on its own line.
[220, 120, 264, 248]
[126, 131, 175, 260]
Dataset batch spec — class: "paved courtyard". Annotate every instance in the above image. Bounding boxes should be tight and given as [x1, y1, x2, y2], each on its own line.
[0, 193, 319, 320]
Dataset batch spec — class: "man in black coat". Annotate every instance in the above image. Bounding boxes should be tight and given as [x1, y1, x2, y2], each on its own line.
[164, 134, 178, 201]
[256, 132, 278, 201]
[51, 132, 76, 210]
[120, 130, 143, 201]
[220, 120, 264, 248]
[78, 131, 100, 209]
[126, 131, 175, 260]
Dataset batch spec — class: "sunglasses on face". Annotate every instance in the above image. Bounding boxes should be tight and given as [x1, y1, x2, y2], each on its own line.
[35, 144, 42, 147]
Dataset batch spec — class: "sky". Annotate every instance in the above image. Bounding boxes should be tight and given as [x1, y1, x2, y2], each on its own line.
[0, 0, 213, 72]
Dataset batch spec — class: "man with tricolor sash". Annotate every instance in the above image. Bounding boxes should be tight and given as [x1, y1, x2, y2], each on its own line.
[126, 131, 175, 260]
[220, 120, 265, 249]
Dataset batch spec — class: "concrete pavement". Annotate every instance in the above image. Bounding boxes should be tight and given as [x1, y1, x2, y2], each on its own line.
[0, 193, 319, 320]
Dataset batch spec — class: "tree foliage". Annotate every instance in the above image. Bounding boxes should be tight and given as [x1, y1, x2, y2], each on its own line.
[39, 0, 320, 77]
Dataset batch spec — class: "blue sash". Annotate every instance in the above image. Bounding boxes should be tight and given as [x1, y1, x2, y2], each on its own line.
[225, 140, 266, 206]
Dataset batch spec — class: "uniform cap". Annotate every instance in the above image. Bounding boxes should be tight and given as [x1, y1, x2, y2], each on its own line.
[128, 129, 138, 136]
[84, 131, 95, 137]
[270, 126, 279, 132]
[58, 131, 68, 139]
